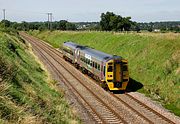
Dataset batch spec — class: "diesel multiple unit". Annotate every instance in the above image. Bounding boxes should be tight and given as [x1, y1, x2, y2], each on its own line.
[62, 42, 129, 91]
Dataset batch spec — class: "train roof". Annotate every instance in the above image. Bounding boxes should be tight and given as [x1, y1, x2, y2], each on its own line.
[80, 47, 113, 61]
[63, 41, 79, 49]
[63, 41, 122, 61]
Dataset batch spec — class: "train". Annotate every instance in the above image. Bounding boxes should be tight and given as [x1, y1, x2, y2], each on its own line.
[62, 41, 129, 91]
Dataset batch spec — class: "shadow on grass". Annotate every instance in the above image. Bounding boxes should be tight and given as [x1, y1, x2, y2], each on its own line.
[113, 78, 143, 94]
[126, 78, 143, 92]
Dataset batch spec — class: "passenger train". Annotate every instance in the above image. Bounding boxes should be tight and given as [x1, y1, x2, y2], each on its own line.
[62, 42, 129, 91]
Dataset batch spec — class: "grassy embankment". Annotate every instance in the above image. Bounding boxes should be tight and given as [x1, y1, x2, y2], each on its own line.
[0, 29, 80, 123]
[29, 30, 180, 116]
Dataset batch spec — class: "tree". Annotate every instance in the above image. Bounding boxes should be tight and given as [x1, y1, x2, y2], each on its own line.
[100, 12, 133, 31]
[1, 20, 11, 27]
[21, 21, 29, 31]
[58, 20, 68, 30]
[66, 22, 76, 30]
[38, 25, 46, 31]
[100, 12, 112, 31]
[135, 26, 141, 33]
[148, 27, 153, 32]
[174, 26, 180, 32]
[122, 17, 132, 31]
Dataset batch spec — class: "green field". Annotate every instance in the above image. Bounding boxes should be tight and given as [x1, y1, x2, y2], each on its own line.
[29, 30, 180, 116]
[0, 30, 80, 123]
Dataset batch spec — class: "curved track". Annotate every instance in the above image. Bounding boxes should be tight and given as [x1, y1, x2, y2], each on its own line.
[20, 32, 177, 124]
[21, 33, 126, 124]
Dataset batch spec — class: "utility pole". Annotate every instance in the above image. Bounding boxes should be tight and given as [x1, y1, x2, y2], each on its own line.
[3, 9, 6, 20]
[47, 13, 50, 29]
[49, 13, 52, 30]
[47, 13, 52, 30]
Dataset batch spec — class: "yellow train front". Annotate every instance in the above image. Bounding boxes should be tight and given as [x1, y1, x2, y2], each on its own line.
[62, 42, 129, 91]
[105, 57, 129, 90]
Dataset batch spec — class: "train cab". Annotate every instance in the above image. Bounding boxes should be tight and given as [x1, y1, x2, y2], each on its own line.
[105, 56, 129, 90]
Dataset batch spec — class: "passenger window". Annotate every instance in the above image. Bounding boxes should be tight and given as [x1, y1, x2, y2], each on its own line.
[88, 59, 90, 65]
[85, 58, 87, 63]
[108, 66, 113, 72]
[90, 60, 92, 66]
[98, 64, 100, 70]
[95, 63, 97, 69]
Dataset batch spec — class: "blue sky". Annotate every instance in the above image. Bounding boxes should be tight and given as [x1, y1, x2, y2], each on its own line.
[0, 0, 180, 22]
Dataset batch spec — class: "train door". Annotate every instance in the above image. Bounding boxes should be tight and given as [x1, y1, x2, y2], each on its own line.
[114, 62, 122, 83]
[100, 62, 104, 80]
[106, 61, 114, 83]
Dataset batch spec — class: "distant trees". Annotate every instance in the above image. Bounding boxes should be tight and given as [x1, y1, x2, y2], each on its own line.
[1, 20, 11, 27]
[1, 12, 180, 33]
[58, 20, 67, 30]
[138, 21, 180, 32]
[135, 25, 140, 33]
[100, 12, 134, 31]
[0, 20, 77, 31]
[148, 27, 153, 32]
[57, 20, 76, 30]
[66, 22, 76, 30]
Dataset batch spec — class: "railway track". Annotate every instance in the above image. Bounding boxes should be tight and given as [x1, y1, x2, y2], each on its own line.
[124, 93, 175, 123]
[21, 33, 126, 124]
[20, 32, 177, 124]
[112, 94, 176, 124]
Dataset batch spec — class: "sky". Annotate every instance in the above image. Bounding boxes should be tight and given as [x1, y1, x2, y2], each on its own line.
[0, 0, 180, 22]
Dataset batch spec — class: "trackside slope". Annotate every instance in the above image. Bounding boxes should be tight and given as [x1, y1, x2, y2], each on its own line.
[0, 30, 80, 123]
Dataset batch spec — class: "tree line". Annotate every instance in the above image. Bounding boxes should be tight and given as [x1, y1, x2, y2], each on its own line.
[0, 11, 180, 32]
[138, 21, 180, 32]
[0, 20, 76, 31]
[0, 11, 134, 31]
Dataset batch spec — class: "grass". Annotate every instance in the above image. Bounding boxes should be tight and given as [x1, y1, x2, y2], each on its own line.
[29, 30, 180, 116]
[0, 29, 80, 123]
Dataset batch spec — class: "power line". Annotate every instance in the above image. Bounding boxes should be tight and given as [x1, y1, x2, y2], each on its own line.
[1, 9, 55, 23]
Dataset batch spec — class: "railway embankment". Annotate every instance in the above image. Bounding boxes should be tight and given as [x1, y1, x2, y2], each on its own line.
[29, 30, 180, 116]
[0, 29, 80, 123]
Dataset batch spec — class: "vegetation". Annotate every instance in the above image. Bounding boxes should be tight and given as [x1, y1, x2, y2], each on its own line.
[1, 12, 180, 32]
[0, 20, 77, 31]
[100, 12, 134, 31]
[29, 30, 180, 116]
[139, 21, 180, 32]
[0, 28, 80, 123]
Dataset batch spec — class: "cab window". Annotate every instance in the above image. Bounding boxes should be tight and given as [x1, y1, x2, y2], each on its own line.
[108, 66, 113, 72]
